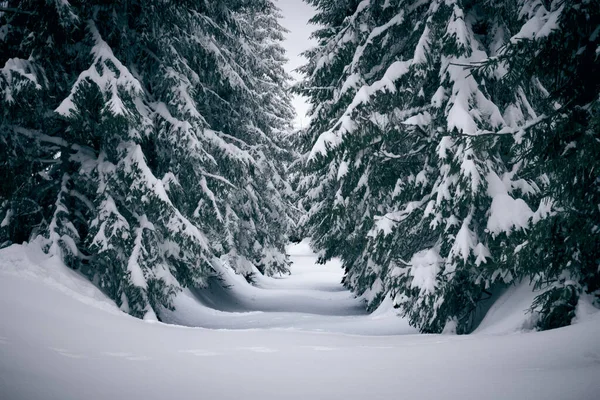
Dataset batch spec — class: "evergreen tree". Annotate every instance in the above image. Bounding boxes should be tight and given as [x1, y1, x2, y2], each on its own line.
[298, 0, 599, 332]
[477, 0, 600, 330]
[297, 0, 403, 306]
[0, 0, 294, 319]
[299, 0, 513, 332]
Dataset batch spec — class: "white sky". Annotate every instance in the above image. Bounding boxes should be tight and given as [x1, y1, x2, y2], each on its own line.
[276, 0, 316, 129]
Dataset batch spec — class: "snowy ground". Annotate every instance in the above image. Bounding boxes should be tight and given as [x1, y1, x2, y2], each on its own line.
[0, 241, 599, 400]
[160, 240, 416, 335]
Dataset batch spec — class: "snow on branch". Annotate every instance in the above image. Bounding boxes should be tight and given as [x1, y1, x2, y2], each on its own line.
[310, 60, 413, 159]
[56, 20, 143, 118]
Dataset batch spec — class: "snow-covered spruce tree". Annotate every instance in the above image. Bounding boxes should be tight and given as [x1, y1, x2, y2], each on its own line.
[224, 2, 297, 276]
[299, 0, 594, 333]
[0, 1, 82, 258]
[126, 0, 295, 280]
[285, 125, 313, 242]
[0, 1, 294, 319]
[298, 0, 508, 330]
[297, 0, 406, 305]
[474, 0, 600, 330]
[365, 0, 527, 334]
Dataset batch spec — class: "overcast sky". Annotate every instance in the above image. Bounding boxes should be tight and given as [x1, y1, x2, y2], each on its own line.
[276, 0, 316, 128]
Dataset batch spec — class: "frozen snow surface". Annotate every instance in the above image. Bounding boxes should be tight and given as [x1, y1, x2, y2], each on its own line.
[1, 240, 600, 400]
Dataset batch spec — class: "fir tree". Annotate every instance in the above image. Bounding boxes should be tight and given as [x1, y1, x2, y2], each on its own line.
[299, 0, 513, 332]
[0, 0, 294, 319]
[477, 0, 600, 330]
[298, 0, 599, 332]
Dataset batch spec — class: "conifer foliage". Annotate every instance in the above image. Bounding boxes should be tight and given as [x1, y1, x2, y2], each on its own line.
[299, 0, 599, 332]
[0, 1, 294, 319]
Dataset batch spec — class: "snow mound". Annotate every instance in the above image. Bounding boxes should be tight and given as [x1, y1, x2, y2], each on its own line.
[475, 282, 600, 335]
[475, 282, 539, 334]
[0, 242, 120, 315]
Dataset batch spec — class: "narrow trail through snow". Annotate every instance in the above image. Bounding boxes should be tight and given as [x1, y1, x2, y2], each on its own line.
[161, 240, 415, 336]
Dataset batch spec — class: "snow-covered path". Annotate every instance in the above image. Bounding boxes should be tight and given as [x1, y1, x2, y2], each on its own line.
[0, 242, 599, 400]
[161, 240, 415, 335]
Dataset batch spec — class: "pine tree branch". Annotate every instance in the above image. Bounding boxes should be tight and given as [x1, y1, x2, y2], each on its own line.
[10, 125, 93, 155]
[13, 198, 43, 217]
[394, 257, 411, 266]
[454, 114, 550, 138]
[0, 7, 36, 15]
[300, 86, 336, 91]
[69, 190, 95, 213]
[377, 145, 427, 160]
